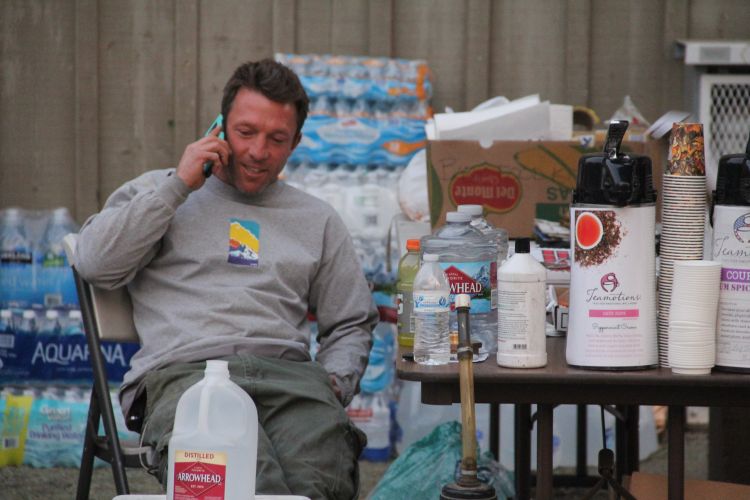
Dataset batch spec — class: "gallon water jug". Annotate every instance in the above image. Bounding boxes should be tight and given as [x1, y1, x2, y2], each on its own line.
[712, 129, 750, 372]
[566, 121, 658, 369]
[167, 360, 258, 500]
[422, 212, 497, 357]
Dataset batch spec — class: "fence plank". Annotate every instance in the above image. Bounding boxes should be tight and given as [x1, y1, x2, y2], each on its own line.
[273, 0, 297, 54]
[0, 1, 76, 212]
[394, 0, 466, 110]
[464, 0, 491, 109]
[174, 0, 199, 164]
[296, 0, 332, 54]
[368, 0, 393, 56]
[331, 0, 368, 55]
[74, 0, 100, 222]
[198, 0, 274, 127]
[564, 0, 592, 108]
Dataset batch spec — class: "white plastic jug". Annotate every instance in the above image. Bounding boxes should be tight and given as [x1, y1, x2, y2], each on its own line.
[167, 360, 258, 500]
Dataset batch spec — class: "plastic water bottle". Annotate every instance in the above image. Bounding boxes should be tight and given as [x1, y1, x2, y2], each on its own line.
[62, 310, 84, 336]
[36, 208, 79, 308]
[0, 309, 14, 334]
[422, 212, 498, 356]
[413, 253, 451, 365]
[167, 360, 258, 500]
[396, 239, 421, 347]
[18, 310, 38, 336]
[356, 392, 391, 462]
[0, 208, 34, 308]
[38, 309, 62, 336]
[457, 204, 510, 263]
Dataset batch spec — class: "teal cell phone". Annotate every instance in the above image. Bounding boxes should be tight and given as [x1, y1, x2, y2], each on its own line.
[202, 113, 225, 178]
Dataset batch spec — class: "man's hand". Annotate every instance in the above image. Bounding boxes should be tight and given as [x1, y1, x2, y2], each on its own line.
[175, 125, 231, 190]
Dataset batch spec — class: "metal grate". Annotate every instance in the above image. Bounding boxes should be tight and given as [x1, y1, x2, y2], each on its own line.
[700, 75, 750, 187]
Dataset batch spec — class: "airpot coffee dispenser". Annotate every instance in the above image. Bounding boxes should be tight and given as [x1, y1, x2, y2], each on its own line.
[566, 121, 658, 369]
[712, 130, 750, 372]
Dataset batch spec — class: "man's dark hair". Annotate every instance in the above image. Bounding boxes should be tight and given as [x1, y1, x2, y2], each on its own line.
[221, 58, 309, 137]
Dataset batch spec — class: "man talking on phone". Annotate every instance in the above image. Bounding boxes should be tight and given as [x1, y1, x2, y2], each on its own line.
[74, 59, 378, 499]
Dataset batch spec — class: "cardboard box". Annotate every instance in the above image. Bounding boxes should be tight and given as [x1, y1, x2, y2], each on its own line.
[628, 471, 750, 499]
[426, 139, 665, 238]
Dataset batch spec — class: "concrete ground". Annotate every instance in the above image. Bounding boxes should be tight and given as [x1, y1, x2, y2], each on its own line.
[0, 428, 707, 499]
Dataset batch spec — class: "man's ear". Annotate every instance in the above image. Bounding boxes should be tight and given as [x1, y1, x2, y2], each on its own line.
[291, 132, 302, 151]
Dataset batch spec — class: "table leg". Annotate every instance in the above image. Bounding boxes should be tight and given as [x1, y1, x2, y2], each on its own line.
[668, 406, 685, 500]
[515, 404, 531, 500]
[576, 404, 587, 479]
[490, 403, 499, 460]
[616, 405, 627, 483]
[536, 404, 554, 499]
[626, 405, 640, 474]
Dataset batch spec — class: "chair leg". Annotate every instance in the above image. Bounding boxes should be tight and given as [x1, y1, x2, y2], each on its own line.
[76, 390, 100, 500]
[97, 381, 130, 495]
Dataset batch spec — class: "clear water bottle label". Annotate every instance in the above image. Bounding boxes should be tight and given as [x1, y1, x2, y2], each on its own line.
[414, 291, 450, 312]
[439, 260, 497, 314]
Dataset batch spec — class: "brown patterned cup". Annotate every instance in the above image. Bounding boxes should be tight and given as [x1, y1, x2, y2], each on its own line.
[667, 122, 705, 176]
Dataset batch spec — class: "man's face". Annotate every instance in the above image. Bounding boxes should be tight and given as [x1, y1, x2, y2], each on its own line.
[219, 87, 300, 195]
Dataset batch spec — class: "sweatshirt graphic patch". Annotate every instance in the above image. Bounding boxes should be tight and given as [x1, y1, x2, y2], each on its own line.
[228, 219, 260, 267]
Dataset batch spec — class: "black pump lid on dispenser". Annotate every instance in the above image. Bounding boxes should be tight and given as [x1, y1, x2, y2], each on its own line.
[713, 130, 750, 206]
[573, 120, 657, 207]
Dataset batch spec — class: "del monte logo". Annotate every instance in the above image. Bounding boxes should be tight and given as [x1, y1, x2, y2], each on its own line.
[449, 164, 521, 213]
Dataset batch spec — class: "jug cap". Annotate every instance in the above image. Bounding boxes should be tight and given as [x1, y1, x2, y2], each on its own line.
[713, 129, 750, 206]
[457, 204, 484, 217]
[573, 120, 657, 207]
[446, 211, 471, 223]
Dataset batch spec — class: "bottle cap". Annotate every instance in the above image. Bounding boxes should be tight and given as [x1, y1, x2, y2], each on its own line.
[455, 294, 471, 308]
[406, 239, 421, 251]
[457, 204, 483, 217]
[46, 309, 59, 319]
[23, 310, 36, 319]
[446, 211, 471, 223]
[515, 238, 531, 254]
[0, 310, 11, 319]
[423, 253, 439, 262]
[68, 310, 82, 319]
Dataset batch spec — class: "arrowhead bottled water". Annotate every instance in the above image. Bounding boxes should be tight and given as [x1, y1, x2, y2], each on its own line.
[413, 253, 451, 365]
[421, 212, 498, 356]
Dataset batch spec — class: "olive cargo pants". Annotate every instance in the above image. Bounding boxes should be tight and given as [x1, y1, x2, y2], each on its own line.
[139, 354, 366, 500]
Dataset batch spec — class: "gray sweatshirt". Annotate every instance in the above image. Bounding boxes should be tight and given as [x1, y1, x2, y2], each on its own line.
[75, 170, 378, 414]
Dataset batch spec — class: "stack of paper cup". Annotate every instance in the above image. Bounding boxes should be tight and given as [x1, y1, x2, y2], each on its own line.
[658, 122, 707, 367]
[668, 260, 721, 374]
